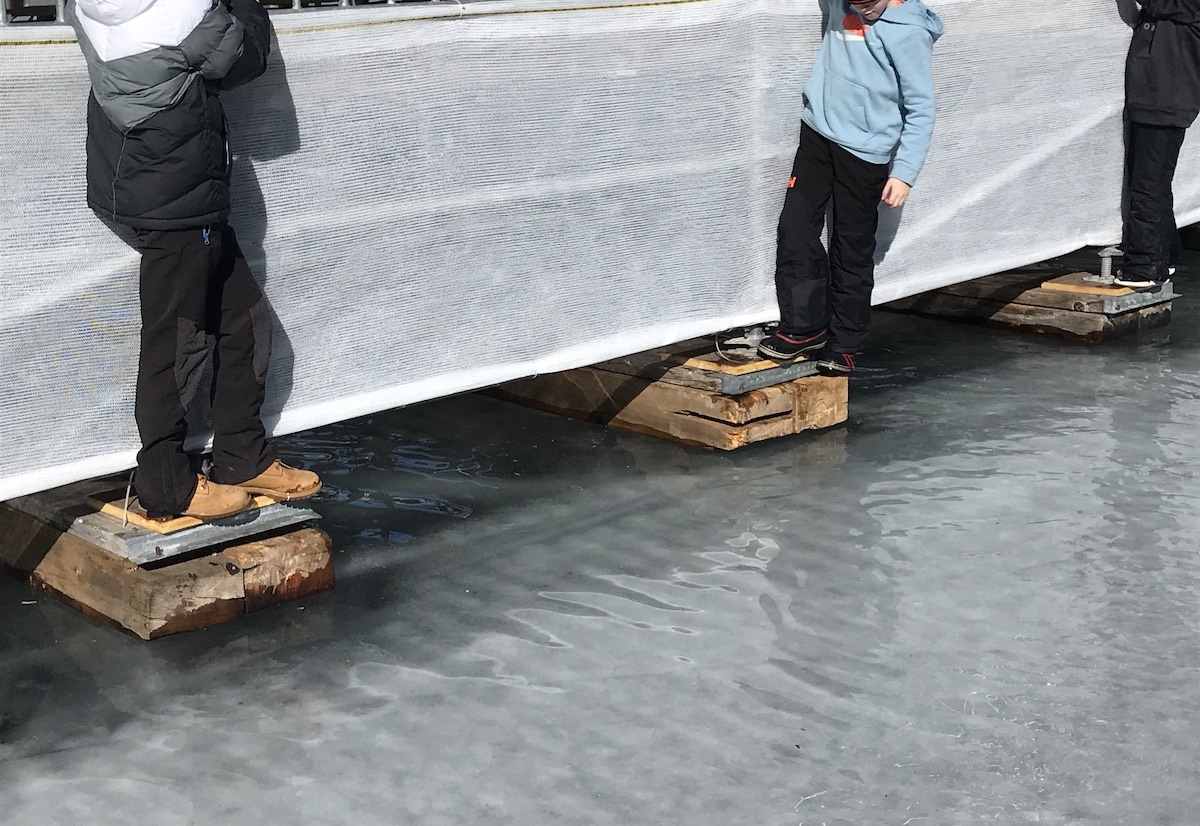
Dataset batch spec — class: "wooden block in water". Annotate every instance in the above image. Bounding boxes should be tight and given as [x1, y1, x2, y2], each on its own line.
[885, 271, 1175, 343]
[494, 367, 847, 450]
[0, 504, 334, 640]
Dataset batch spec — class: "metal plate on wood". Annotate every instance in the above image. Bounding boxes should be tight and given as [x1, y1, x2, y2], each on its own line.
[591, 337, 820, 395]
[67, 503, 321, 566]
[713, 358, 819, 395]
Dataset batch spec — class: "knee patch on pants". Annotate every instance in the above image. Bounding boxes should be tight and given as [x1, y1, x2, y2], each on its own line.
[248, 296, 273, 386]
[174, 317, 210, 412]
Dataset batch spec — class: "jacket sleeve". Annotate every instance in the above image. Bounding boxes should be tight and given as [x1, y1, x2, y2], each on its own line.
[185, 0, 271, 88]
[219, 0, 272, 89]
[1139, 0, 1200, 24]
[887, 26, 937, 186]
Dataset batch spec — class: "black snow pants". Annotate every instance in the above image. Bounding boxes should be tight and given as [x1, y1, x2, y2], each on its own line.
[774, 124, 890, 353]
[1123, 121, 1187, 282]
[132, 223, 275, 516]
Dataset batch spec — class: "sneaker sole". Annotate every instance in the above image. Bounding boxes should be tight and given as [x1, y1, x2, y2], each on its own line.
[132, 496, 252, 521]
[757, 342, 826, 362]
[182, 503, 255, 519]
[1114, 278, 1163, 289]
[236, 481, 323, 502]
[816, 361, 854, 375]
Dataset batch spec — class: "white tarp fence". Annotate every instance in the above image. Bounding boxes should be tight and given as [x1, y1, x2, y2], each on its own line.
[1, 0, 1197, 500]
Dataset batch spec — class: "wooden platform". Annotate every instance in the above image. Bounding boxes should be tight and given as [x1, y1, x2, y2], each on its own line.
[884, 270, 1176, 343]
[0, 482, 334, 640]
[492, 337, 847, 449]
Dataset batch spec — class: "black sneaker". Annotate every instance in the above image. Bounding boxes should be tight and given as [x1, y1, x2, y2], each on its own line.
[757, 329, 827, 362]
[815, 348, 855, 375]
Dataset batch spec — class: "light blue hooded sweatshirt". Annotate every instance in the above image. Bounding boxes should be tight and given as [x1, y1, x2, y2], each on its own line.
[802, 0, 944, 185]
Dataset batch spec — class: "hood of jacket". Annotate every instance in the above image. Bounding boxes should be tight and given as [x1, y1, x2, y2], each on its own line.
[74, 0, 157, 26]
[875, 0, 944, 42]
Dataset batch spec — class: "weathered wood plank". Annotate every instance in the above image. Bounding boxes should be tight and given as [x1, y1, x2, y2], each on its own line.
[933, 273, 1114, 313]
[1039, 272, 1134, 297]
[225, 530, 335, 614]
[885, 292, 1172, 343]
[680, 351, 787, 376]
[887, 292, 1107, 335]
[90, 493, 279, 535]
[591, 338, 818, 393]
[937, 271, 1049, 296]
[497, 368, 781, 427]
[493, 367, 846, 450]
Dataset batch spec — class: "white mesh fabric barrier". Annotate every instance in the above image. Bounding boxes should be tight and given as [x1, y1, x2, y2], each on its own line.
[1, 0, 1198, 500]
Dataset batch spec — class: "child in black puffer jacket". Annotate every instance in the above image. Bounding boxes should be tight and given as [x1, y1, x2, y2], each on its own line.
[1118, 1, 1200, 288]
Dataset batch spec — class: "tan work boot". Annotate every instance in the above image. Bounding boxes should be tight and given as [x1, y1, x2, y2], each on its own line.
[234, 459, 322, 502]
[181, 475, 253, 519]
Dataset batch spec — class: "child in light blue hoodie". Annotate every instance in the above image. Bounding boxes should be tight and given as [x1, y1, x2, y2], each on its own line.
[758, 0, 944, 373]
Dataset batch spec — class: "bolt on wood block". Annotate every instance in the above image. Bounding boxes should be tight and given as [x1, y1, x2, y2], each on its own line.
[0, 503, 333, 640]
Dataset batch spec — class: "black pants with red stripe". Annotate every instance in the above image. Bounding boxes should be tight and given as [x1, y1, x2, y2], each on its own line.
[1122, 121, 1186, 282]
[132, 224, 276, 516]
[774, 125, 889, 353]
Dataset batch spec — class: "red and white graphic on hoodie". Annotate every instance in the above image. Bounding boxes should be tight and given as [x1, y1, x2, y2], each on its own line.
[838, 0, 903, 40]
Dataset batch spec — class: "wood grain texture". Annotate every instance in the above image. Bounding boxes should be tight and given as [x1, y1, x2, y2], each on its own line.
[225, 529, 335, 614]
[1039, 272, 1134, 297]
[89, 495, 278, 535]
[588, 337, 815, 392]
[494, 368, 846, 449]
[884, 292, 1172, 343]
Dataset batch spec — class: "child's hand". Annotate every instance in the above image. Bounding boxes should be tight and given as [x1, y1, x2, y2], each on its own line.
[881, 178, 911, 208]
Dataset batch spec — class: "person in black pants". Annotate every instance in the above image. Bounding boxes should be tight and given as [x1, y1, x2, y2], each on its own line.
[758, 0, 943, 374]
[771, 125, 892, 373]
[67, 0, 320, 518]
[1118, 1, 1200, 288]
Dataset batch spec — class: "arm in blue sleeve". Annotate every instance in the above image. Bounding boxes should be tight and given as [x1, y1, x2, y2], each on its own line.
[887, 27, 936, 186]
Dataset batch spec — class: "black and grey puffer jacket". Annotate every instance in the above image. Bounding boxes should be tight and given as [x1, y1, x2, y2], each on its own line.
[1126, 0, 1200, 128]
[65, 0, 272, 229]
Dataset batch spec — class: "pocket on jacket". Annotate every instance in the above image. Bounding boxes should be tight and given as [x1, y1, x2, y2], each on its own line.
[1130, 21, 1155, 60]
[822, 72, 872, 141]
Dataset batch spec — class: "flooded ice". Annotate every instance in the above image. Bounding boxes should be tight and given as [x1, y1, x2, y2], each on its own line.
[3, 262, 1200, 825]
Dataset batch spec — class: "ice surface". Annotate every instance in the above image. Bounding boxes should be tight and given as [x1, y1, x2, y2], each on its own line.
[3, 251, 1199, 824]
